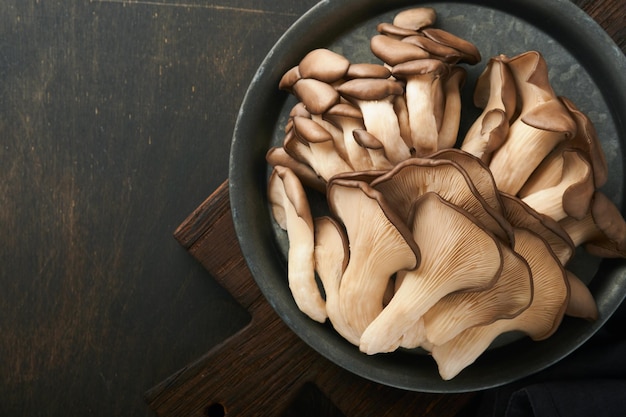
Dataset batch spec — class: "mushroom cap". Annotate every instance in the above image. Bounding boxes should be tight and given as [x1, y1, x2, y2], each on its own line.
[370, 34, 431, 66]
[402, 34, 467, 64]
[370, 157, 512, 242]
[585, 191, 626, 257]
[420, 27, 481, 65]
[353, 128, 384, 150]
[327, 178, 422, 336]
[423, 242, 533, 346]
[392, 7, 437, 30]
[345, 63, 392, 80]
[376, 22, 419, 38]
[298, 48, 351, 83]
[292, 78, 340, 114]
[266, 147, 326, 194]
[392, 57, 449, 78]
[336, 77, 405, 102]
[278, 65, 302, 91]
[359, 191, 504, 354]
[292, 115, 334, 144]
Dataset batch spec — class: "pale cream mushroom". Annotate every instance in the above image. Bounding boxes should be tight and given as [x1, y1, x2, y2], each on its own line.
[461, 55, 517, 162]
[327, 178, 421, 341]
[391, 58, 450, 156]
[559, 191, 626, 258]
[313, 216, 358, 344]
[431, 228, 570, 380]
[337, 78, 412, 163]
[500, 192, 575, 265]
[437, 66, 467, 149]
[268, 166, 327, 322]
[488, 51, 577, 194]
[423, 243, 533, 346]
[359, 192, 503, 354]
[521, 149, 594, 221]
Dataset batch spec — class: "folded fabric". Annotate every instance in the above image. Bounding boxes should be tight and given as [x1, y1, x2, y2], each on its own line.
[475, 300, 626, 417]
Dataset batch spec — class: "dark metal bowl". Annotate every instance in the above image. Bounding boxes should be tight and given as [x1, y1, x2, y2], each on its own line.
[229, 0, 626, 392]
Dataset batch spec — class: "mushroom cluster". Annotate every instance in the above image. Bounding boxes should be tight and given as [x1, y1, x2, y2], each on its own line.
[265, 7, 626, 380]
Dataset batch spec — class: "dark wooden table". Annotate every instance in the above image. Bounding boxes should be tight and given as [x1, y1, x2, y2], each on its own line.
[1, 1, 624, 416]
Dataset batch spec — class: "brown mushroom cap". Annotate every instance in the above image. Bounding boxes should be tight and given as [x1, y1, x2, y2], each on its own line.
[370, 34, 431, 66]
[266, 147, 326, 194]
[337, 77, 405, 101]
[370, 157, 512, 242]
[376, 22, 419, 38]
[298, 48, 351, 83]
[345, 63, 392, 80]
[392, 7, 437, 31]
[420, 27, 481, 65]
[292, 78, 340, 114]
[278, 65, 302, 92]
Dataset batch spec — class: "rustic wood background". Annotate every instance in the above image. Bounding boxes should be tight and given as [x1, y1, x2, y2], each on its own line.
[0, 0, 623, 416]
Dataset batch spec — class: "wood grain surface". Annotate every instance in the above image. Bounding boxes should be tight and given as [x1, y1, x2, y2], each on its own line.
[0, 0, 623, 416]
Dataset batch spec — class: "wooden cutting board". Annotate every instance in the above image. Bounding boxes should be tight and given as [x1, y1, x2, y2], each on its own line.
[144, 180, 476, 417]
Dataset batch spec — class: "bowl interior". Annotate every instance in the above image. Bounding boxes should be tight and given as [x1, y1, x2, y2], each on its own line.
[229, 0, 626, 392]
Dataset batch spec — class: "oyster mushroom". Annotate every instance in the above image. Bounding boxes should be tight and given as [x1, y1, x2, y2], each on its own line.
[431, 227, 570, 380]
[352, 129, 394, 170]
[289, 116, 353, 180]
[565, 270, 599, 321]
[392, 7, 437, 31]
[298, 48, 350, 83]
[488, 51, 577, 195]
[500, 192, 575, 265]
[323, 103, 372, 171]
[420, 27, 481, 65]
[359, 192, 503, 355]
[371, 156, 513, 242]
[423, 243, 533, 347]
[327, 178, 421, 340]
[266, 146, 326, 194]
[461, 56, 517, 162]
[437, 66, 467, 149]
[521, 149, 594, 221]
[337, 77, 411, 163]
[370, 34, 431, 66]
[268, 166, 327, 323]
[559, 191, 626, 258]
[345, 63, 391, 80]
[313, 216, 358, 344]
[292, 77, 340, 115]
[391, 58, 450, 156]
